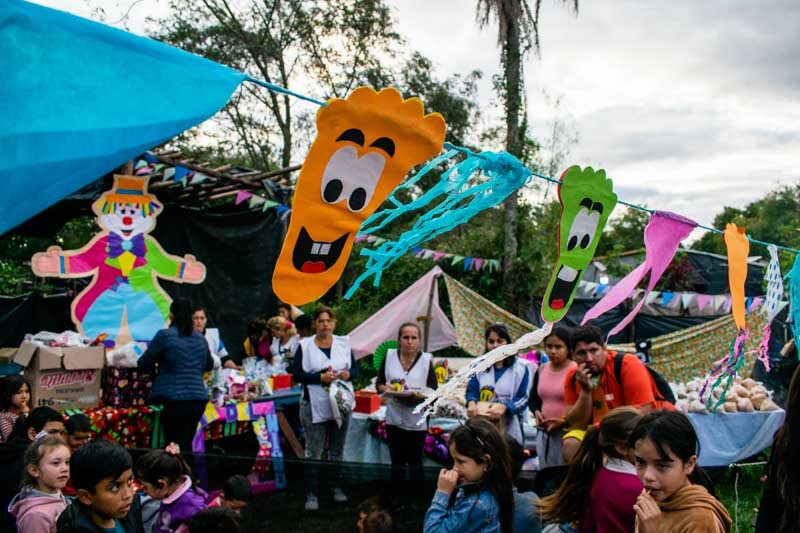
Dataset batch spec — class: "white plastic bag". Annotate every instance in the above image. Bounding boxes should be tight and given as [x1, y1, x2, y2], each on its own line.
[329, 379, 355, 428]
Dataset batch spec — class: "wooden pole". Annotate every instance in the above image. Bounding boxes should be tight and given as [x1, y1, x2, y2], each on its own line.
[420, 273, 441, 352]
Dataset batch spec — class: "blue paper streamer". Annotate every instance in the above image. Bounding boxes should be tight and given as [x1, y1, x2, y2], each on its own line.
[787, 255, 800, 346]
[344, 148, 531, 299]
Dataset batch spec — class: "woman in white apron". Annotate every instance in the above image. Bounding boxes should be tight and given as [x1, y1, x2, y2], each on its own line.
[291, 306, 358, 512]
[267, 315, 299, 368]
[376, 323, 438, 486]
[466, 324, 531, 444]
[192, 306, 227, 369]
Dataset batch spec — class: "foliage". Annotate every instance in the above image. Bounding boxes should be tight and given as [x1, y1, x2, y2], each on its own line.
[692, 185, 800, 272]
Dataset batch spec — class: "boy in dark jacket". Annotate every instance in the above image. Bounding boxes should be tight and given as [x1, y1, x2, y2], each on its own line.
[57, 440, 144, 533]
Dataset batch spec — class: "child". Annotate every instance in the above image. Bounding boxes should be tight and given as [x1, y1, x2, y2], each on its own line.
[538, 407, 642, 532]
[135, 446, 207, 533]
[0, 375, 31, 442]
[56, 439, 145, 533]
[423, 417, 513, 533]
[504, 436, 541, 533]
[207, 474, 251, 514]
[186, 507, 240, 533]
[65, 413, 92, 452]
[630, 410, 732, 533]
[9, 435, 70, 532]
[362, 510, 393, 533]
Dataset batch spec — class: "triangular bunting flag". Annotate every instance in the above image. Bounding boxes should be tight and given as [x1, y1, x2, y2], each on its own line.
[697, 294, 711, 311]
[234, 189, 253, 205]
[162, 167, 176, 181]
[473, 258, 484, 271]
[463, 257, 473, 271]
[661, 292, 675, 306]
[249, 195, 266, 208]
[646, 291, 661, 304]
[173, 165, 191, 182]
[451, 255, 465, 266]
[681, 293, 696, 309]
[433, 251, 446, 262]
[261, 199, 279, 212]
[190, 172, 208, 184]
[134, 159, 149, 170]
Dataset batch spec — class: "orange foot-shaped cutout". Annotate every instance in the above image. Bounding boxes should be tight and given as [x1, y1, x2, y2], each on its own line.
[273, 87, 446, 305]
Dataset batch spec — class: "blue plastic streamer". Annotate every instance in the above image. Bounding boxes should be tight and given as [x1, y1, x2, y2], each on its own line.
[344, 149, 532, 299]
[787, 255, 800, 346]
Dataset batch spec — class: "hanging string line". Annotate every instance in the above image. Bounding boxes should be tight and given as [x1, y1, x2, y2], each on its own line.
[243, 78, 800, 256]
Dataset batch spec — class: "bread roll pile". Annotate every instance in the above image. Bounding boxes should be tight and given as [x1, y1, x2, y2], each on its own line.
[671, 377, 780, 414]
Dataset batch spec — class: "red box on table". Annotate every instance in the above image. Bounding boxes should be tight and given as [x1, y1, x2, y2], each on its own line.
[354, 391, 380, 414]
[272, 373, 292, 391]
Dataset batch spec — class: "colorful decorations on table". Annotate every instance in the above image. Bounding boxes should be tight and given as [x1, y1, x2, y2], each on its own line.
[701, 224, 750, 411]
[582, 211, 697, 336]
[787, 254, 800, 350]
[31, 175, 206, 347]
[757, 245, 786, 372]
[77, 405, 163, 449]
[424, 426, 451, 465]
[101, 368, 153, 408]
[542, 166, 618, 323]
[673, 377, 779, 414]
[345, 147, 532, 300]
[372, 340, 398, 372]
[273, 87, 447, 305]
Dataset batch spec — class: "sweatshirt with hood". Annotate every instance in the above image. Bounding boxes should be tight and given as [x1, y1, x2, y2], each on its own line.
[9, 486, 68, 533]
[636, 483, 732, 533]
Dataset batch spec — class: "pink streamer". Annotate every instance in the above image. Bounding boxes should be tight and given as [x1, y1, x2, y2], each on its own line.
[472, 258, 484, 271]
[582, 211, 697, 336]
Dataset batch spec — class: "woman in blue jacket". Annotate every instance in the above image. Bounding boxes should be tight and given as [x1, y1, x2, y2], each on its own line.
[139, 298, 213, 451]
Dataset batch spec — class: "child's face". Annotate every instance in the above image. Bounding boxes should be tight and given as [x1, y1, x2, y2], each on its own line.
[220, 496, 248, 514]
[544, 336, 569, 365]
[12, 384, 30, 410]
[68, 431, 91, 452]
[449, 445, 488, 484]
[633, 437, 696, 502]
[139, 479, 171, 500]
[78, 469, 135, 524]
[29, 445, 70, 492]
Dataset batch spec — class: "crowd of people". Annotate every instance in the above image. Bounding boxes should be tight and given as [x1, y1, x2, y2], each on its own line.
[2, 302, 800, 532]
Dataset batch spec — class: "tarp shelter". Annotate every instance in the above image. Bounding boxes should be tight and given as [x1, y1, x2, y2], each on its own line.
[348, 267, 458, 358]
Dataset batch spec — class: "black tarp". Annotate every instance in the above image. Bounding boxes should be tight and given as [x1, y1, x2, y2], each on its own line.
[0, 207, 285, 356]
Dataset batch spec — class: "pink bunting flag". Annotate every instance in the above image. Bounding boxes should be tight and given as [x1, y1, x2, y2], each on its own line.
[433, 251, 446, 262]
[697, 294, 712, 311]
[354, 234, 368, 244]
[235, 189, 253, 205]
[582, 211, 697, 337]
[472, 258, 484, 271]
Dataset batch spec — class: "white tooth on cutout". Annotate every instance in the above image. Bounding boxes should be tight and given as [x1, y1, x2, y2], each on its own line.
[557, 265, 578, 282]
[319, 243, 331, 255]
[311, 243, 321, 255]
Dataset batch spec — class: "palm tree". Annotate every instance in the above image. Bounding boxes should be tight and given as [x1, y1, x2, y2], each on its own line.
[476, 0, 578, 307]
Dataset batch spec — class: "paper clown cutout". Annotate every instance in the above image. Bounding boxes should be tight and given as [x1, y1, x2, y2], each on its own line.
[757, 245, 785, 371]
[273, 87, 446, 305]
[32, 175, 206, 345]
[541, 166, 617, 323]
[582, 211, 697, 336]
[725, 223, 750, 331]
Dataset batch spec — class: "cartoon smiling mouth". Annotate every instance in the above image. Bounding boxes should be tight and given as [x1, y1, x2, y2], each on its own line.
[291, 227, 349, 274]
[548, 265, 582, 310]
[121, 230, 132, 237]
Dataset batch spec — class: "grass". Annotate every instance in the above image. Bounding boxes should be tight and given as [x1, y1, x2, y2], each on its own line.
[712, 462, 767, 533]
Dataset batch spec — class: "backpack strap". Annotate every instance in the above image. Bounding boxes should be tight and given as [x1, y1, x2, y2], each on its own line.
[613, 351, 625, 385]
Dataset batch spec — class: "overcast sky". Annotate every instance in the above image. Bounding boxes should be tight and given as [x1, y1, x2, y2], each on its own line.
[36, 0, 800, 235]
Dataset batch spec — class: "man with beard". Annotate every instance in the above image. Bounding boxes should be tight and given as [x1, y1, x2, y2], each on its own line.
[560, 325, 674, 462]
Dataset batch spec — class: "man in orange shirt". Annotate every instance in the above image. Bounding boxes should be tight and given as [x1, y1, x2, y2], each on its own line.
[561, 325, 674, 461]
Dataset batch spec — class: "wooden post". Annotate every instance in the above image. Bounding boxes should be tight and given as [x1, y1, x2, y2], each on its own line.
[418, 273, 441, 352]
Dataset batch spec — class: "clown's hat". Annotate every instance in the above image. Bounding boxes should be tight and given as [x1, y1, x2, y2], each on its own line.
[93, 175, 161, 215]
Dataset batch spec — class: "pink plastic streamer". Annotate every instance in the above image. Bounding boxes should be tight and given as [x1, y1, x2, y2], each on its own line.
[582, 211, 697, 336]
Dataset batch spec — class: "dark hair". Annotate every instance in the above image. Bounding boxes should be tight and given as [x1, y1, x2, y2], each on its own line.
[397, 322, 421, 343]
[25, 406, 63, 434]
[0, 375, 31, 410]
[135, 449, 195, 490]
[312, 305, 336, 321]
[569, 324, 604, 352]
[538, 407, 641, 527]
[65, 413, 92, 435]
[277, 303, 292, 313]
[543, 326, 572, 352]
[21, 434, 70, 488]
[294, 314, 313, 335]
[504, 434, 526, 480]
[449, 418, 513, 533]
[71, 439, 132, 492]
[774, 365, 800, 532]
[192, 306, 208, 316]
[628, 410, 715, 496]
[247, 318, 267, 338]
[186, 507, 241, 533]
[171, 298, 194, 336]
[363, 510, 393, 533]
[222, 474, 252, 502]
[357, 495, 381, 516]
[484, 324, 512, 345]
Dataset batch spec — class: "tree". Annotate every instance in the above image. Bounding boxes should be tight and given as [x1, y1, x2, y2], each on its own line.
[475, 0, 578, 306]
[151, 0, 400, 169]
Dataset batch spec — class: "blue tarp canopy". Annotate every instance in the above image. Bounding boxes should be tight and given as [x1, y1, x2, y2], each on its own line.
[0, 0, 247, 235]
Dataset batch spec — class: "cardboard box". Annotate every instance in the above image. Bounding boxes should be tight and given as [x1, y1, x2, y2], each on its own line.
[14, 341, 105, 411]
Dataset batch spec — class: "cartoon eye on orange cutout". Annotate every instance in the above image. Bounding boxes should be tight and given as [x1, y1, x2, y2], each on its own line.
[273, 87, 446, 305]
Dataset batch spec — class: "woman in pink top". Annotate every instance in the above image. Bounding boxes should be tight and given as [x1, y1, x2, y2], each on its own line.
[537, 407, 642, 532]
[529, 326, 576, 468]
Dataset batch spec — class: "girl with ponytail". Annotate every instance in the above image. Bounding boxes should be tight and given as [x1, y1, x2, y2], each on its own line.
[537, 407, 642, 531]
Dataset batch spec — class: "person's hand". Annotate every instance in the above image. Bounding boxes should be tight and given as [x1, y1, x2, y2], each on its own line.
[545, 418, 566, 432]
[165, 442, 181, 455]
[575, 362, 592, 392]
[223, 360, 238, 369]
[487, 403, 507, 420]
[20, 402, 30, 415]
[633, 489, 661, 533]
[436, 469, 459, 495]
[337, 370, 351, 381]
[534, 410, 545, 426]
[466, 402, 478, 417]
[320, 371, 335, 385]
